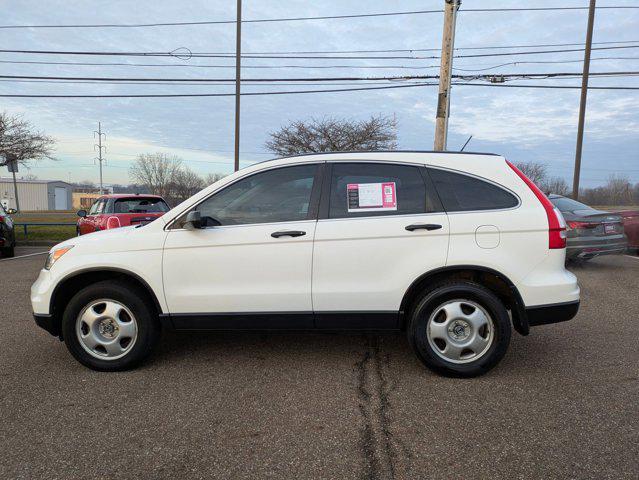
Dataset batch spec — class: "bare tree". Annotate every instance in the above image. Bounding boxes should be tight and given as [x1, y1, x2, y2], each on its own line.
[514, 161, 548, 186]
[604, 174, 633, 205]
[129, 153, 182, 199]
[170, 167, 204, 204]
[265, 115, 398, 156]
[204, 172, 227, 185]
[0, 112, 55, 167]
[22, 173, 38, 181]
[543, 176, 570, 196]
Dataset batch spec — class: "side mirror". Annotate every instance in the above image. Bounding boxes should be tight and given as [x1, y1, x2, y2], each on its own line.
[184, 210, 202, 230]
[7, 208, 17, 215]
[77, 210, 87, 217]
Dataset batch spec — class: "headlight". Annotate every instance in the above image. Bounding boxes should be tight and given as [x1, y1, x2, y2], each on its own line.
[44, 246, 74, 270]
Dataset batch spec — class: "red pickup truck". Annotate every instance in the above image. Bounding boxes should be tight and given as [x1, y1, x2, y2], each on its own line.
[77, 194, 170, 236]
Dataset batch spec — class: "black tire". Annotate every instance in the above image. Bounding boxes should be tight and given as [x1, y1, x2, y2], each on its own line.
[407, 281, 511, 378]
[61, 280, 161, 371]
[1, 246, 15, 257]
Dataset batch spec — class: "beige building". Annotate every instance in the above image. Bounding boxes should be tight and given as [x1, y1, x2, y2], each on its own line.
[0, 178, 73, 211]
[72, 192, 102, 210]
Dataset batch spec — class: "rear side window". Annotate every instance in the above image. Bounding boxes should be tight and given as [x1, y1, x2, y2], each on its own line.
[428, 168, 519, 212]
[329, 163, 435, 218]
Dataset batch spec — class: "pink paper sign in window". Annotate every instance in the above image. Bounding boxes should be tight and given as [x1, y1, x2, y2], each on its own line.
[347, 182, 397, 212]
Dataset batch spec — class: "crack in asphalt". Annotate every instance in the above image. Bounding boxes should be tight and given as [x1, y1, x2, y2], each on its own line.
[356, 335, 412, 480]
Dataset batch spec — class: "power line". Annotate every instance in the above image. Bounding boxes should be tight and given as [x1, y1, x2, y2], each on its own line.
[0, 6, 637, 29]
[1, 81, 638, 98]
[1, 71, 637, 82]
[2, 55, 638, 72]
[2, 44, 638, 59]
[452, 57, 639, 71]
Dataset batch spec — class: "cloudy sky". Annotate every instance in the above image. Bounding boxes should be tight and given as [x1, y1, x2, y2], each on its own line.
[1, 0, 638, 187]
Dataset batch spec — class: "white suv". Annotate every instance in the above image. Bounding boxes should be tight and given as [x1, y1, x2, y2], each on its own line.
[31, 152, 579, 377]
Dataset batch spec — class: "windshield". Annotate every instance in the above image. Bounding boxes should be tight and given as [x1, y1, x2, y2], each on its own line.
[550, 196, 595, 213]
[114, 197, 169, 214]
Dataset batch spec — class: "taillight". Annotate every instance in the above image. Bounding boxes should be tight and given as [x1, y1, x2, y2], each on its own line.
[506, 160, 567, 249]
[106, 216, 121, 229]
[567, 221, 596, 230]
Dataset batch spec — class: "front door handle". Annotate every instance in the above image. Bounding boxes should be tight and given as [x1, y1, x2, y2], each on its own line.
[405, 223, 442, 232]
[271, 230, 306, 238]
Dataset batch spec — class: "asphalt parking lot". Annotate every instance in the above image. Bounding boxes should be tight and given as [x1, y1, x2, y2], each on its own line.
[1, 247, 638, 480]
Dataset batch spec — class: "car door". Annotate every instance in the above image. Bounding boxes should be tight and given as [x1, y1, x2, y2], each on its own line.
[79, 198, 102, 235]
[162, 163, 322, 329]
[312, 162, 450, 328]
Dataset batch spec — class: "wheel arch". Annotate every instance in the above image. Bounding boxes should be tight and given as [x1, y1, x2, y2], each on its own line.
[399, 265, 529, 335]
[49, 268, 164, 339]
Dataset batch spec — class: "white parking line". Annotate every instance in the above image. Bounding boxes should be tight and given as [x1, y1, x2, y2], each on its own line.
[0, 251, 48, 262]
[624, 254, 639, 260]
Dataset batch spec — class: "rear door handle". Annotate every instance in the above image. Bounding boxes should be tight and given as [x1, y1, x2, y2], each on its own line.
[405, 223, 442, 232]
[271, 230, 306, 238]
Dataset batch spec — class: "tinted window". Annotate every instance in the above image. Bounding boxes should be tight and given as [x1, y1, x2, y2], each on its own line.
[193, 164, 318, 226]
[550, 196, 593, 213]
[429, 169, 518, 212]
[114, 197, 169, 213]
[329, 163, 432, 218]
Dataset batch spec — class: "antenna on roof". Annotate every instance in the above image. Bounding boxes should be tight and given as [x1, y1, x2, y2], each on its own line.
[460, 135, 473, 152]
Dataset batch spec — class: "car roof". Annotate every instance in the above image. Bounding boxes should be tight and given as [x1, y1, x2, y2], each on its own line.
[256, 150, 501, 165]
[99, 194, 165, 199]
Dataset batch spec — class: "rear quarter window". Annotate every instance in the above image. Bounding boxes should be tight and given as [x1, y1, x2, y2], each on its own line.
[428, 168, 519, 212]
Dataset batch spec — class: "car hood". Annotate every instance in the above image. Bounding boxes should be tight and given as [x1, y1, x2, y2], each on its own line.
[53, 225, 138, 250]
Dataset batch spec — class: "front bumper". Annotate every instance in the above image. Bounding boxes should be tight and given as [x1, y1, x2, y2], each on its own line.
[34, 313, 61, 337]
[526, 300, 580, 326]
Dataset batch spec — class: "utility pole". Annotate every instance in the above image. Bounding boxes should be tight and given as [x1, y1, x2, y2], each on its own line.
[94, 122, 106, 194]
[434, 0, 461, 151]
[572, 0, 596, 200]
[234, 0, 242, 172]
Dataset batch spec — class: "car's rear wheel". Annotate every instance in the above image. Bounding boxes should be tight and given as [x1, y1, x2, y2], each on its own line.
[61, 280, 160, 371]
[407, 281, 511, 377]
[1, 244, 15, 257]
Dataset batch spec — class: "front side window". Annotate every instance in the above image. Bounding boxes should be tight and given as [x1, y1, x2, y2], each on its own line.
[88, 199, 103, 215]
[428, 168, 519, 212]
[190, 164, 318, 226]
[328, 163, 431, 219]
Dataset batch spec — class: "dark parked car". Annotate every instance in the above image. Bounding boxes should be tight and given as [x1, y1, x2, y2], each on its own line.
[0, 203, 16, 257]
[549, 195, 627, 260]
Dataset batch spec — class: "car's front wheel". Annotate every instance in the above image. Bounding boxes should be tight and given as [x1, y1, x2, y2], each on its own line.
[61, 280, 160, 371]
[407, 281, 511, 377]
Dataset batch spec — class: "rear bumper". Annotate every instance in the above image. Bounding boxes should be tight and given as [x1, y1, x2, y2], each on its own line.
[566, 236, 627, 258]
[526, 300, 580, 326]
